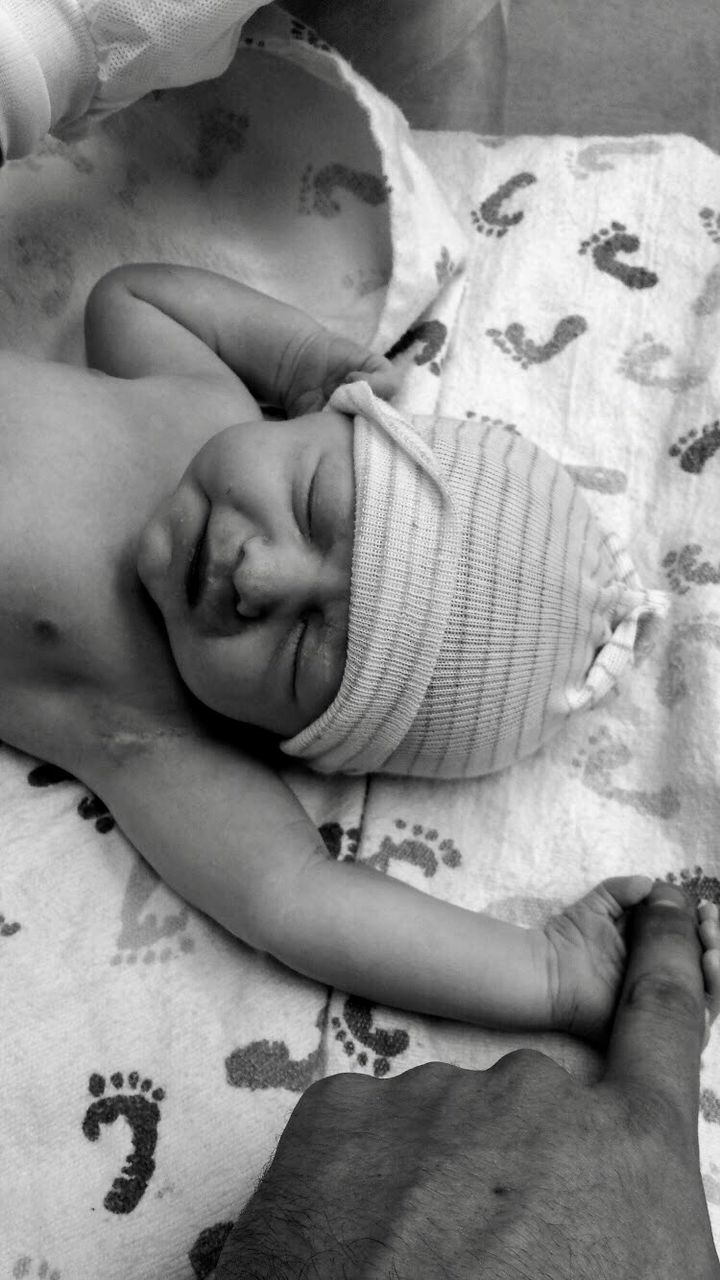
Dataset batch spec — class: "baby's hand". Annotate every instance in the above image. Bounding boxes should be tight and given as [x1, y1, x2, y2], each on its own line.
[281, 327, 400, 417]
[545, 876, 720, 1046]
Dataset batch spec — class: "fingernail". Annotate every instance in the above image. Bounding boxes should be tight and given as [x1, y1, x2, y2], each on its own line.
[649, 882, 686, 908]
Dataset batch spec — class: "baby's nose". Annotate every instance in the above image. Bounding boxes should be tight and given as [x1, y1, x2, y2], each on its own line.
[232, 536, 345, 617]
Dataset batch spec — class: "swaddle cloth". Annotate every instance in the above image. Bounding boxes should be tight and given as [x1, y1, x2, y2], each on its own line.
[283, 380, 668, 778]
[0, 0, 273, 158]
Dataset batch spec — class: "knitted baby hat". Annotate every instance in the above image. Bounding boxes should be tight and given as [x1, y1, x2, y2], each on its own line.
[281, 381, 667, 778]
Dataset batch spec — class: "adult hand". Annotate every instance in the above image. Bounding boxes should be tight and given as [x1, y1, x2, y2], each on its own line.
[215, 883, 720, 1280]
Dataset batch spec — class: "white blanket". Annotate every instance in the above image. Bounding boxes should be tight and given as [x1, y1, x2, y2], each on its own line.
[2, 9, 720, 1276]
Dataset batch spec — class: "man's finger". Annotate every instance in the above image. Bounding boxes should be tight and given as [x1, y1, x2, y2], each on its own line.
[604, 882, 705, 1108]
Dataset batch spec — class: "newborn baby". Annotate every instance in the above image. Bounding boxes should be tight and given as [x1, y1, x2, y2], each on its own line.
[2, 262, 717, 1042]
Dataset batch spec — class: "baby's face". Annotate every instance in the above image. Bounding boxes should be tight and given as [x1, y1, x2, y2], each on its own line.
[137, 410, 353, 735]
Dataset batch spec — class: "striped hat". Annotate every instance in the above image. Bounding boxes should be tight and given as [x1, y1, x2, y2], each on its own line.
[281, 381, 667, 778]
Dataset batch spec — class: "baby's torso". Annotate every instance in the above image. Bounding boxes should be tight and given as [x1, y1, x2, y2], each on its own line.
[0, 351, 254, 770]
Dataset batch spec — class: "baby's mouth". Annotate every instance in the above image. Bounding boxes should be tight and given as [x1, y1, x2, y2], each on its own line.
[186, 513, 209, 609]
[185, 518, 242, 635]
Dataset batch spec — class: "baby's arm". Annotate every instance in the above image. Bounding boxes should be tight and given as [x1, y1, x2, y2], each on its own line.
[90, 724, 544, 1025]
[87, 726, 718, 1040]
[85, 263, 399, 414]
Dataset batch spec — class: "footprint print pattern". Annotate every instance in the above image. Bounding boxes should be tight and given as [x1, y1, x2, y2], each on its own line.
[566, 138, 664, 180]
[435, 245, 459, 284]
[319, 820, 360, 860]
[363, 819, 462, 878]
[82, 1071, 165, 1214]
[1, 909, 21, 937]
[486, 315, 587, 369]
[572, 725, 680, 820]
[112, 857, 194, 966]
[471, 171, 537, 237]
[655, 618, 720, 710]
[702, 1089, 720, 1126]
[387, 319, 448, 375]
[464, 410, 518, 433]
[692, 263, 720, 317]
[699, 206, 720, 245]
[14, 227, 76, 318]
[331, 995, 411, 1077]
[226, 1037, 323, 1093]
[619, 333, 706, 393]
[192, 107, 250, 181]
[27, 761, 115, 833]
[579, 222, 659, 290]
[12, 1260, 62, 1279]
[669, 420, 720, 473]
[663, 544, 720, 595]
[665, 864, 720, 905]
[299, 162, 390, 217]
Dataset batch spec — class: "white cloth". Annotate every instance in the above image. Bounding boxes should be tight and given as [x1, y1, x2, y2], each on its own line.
[0, 0, 273, 158]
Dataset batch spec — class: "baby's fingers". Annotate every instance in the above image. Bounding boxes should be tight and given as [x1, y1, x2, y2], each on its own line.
[345, 355, 401, 402]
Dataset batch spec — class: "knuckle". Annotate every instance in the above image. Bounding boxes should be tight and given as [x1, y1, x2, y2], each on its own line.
[624, 971, 704, 1026]
[487, 1047, 567, 1085]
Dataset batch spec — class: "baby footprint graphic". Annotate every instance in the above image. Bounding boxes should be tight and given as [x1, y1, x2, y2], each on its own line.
[319, 820, 360, 860]
[486, 315, 587, 369]
[299, 162, 390, 217]
[619, 333, 706, 393]
[364, 819, 462, 879]
[193, 107, 249, 180]
[693, 263, 720, 316]
[387, 319, 448, 375]
[655, 617, 720, 709]
[12, 1260, 62, 1279]
[225, 1038, 323, 1093]
[669, 419, 720, 473]
[663, 544, 720, 595]
[0, 908, 21, 937]
[471, 171, 537, 237]
[332, 995, 410, 1077]
[572, 724, 680, 819]
[82, 1071, 165, 1214]
[27, 761, 115, 833]
[665, 864, 720, 906]
[566, 138, 663, 180]
[112, 857, 194, 965]
[699, 206, 720, 245]
[579, 222, 658, 289]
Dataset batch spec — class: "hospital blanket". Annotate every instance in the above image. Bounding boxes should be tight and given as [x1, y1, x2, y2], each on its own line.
[2, 7, 720, 1276]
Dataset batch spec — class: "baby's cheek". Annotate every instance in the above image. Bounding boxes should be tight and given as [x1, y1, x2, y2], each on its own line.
[136, 518, 172, 602]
